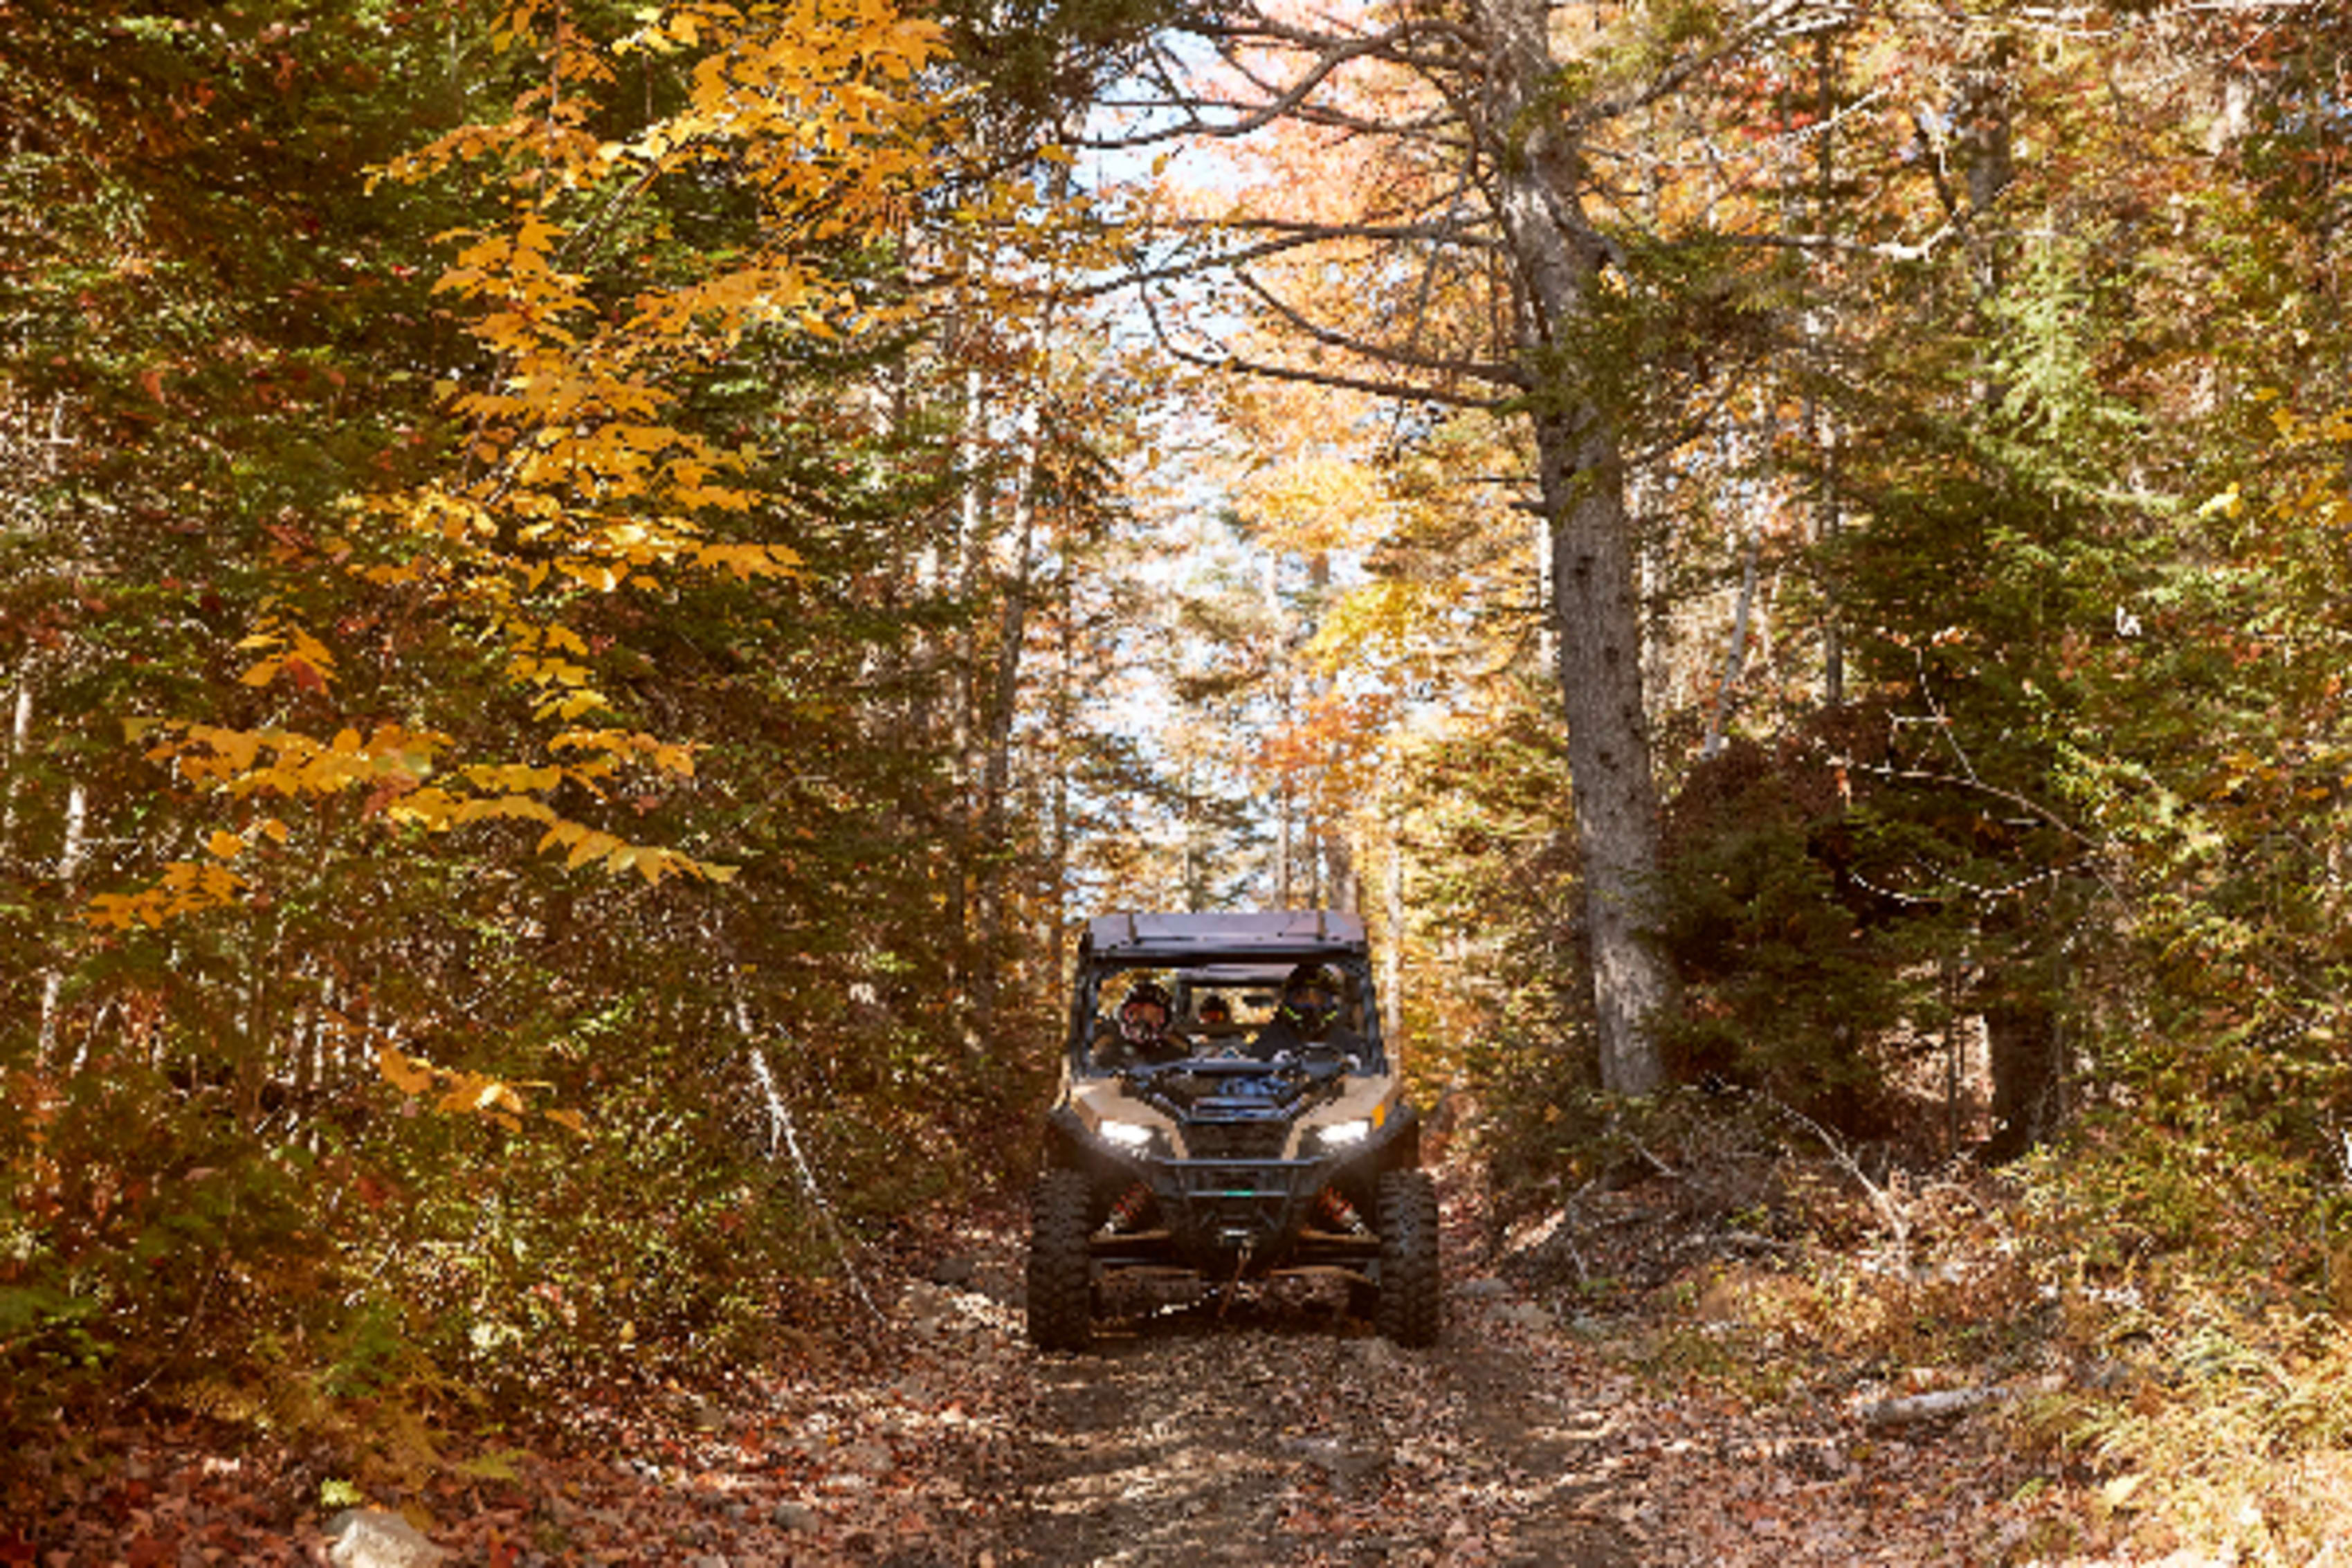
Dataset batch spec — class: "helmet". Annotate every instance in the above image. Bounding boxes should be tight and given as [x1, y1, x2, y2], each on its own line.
[1277, 964, 1342, 1038]
[1118, 980, 1174, 1046]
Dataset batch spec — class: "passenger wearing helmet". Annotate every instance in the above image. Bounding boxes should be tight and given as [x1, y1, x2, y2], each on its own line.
[1248, 963, 1362, 1062]
[1186, 993, 1243, 1045]
[1095, 978, 1186, 1068]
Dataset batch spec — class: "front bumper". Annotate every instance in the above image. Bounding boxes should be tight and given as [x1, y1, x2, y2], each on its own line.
[1048, 1103, 1420, 1271]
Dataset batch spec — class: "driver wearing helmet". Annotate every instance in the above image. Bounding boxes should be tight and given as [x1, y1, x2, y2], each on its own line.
[1096, 978, 1185, 1068]
[1248, 963, 1362, 1062]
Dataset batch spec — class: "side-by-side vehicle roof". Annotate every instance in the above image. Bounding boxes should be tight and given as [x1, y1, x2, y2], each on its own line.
[1080, 911, 1369, 965]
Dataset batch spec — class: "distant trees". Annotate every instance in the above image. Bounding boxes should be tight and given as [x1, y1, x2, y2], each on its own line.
[1094, 0, 2352, 1167]
[1087, 0, 1780, 1092]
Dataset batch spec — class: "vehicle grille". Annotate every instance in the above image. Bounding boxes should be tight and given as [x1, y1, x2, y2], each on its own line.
[1183, 1121, 1290, 1160]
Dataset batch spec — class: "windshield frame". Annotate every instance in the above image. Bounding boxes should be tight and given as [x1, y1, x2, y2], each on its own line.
[1066, 945, 1385, 1077]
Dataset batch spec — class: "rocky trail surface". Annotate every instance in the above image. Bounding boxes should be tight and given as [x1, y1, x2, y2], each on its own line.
[6, 1189, 2125, 1567]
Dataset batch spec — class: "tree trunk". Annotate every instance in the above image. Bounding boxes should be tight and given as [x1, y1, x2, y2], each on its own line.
[1, 677, 31, 860]
[1321, 823, 1355, 913]
[35, 776, 87, 1066]
[1702, 511, 1760, 760]
[1479, 0, 1670, 1095]
[945, 365, 987, 987]
[1808, 26, 1846, 709]
[1949, 44, 2054, 1156]
[972, 391, 1043, 1033]
[1048, 560, 1073, 954]
[1544, 419, 1670, 1095]
[1383, 793, 1405, 1059]
[1982, 999, 2057, 1164]
[1979, 898, 2061, 1164]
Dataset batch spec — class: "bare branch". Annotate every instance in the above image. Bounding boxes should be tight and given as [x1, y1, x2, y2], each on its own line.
[1140, 286, 1512, 411]
[1074, 23, 1427, 149]
[1050, 212, 1503, 305]
[1231, 266, 1529, 389]
[1574, 0, 1814, 129]
[1050, 223, 1473, 303]
[1166, 215, 1505, 253]
[1715, 225, 1962, 264]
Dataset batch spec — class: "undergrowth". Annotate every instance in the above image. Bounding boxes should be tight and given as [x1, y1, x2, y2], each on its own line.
[1478, 1084, 2352, 1563]
[0, 1052, 938, 1491]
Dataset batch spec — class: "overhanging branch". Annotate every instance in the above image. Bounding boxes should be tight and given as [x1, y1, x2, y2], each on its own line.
[1231, 266, 1528, 390]
[1140, 287, 1511, 411]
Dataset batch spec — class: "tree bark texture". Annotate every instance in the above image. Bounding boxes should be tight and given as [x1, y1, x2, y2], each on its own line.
[1477, 0, 1670, 1094]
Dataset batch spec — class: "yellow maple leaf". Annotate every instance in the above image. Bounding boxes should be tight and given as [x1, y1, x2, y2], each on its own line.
[377, 1046, 437, 1098]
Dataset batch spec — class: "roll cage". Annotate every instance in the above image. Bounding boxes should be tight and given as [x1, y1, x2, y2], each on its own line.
[1066, 911, 1385, 1074]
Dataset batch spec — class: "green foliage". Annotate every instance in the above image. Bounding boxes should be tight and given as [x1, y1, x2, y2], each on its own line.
[935, 0, 1178, 134]
[0, 0, 1097, 1457]
[0, 1061, 336, 1419]
[1660, 820, 1909, 1124]
[367, 1094, 821, 1393]
[1391, 676, 1587, 1095]
[1526, 231, 1787, 453]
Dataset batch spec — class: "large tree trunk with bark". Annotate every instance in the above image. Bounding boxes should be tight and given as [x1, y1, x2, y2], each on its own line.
[1544, 419, 1669, 1095]
[1479, 0, 1670, 1095]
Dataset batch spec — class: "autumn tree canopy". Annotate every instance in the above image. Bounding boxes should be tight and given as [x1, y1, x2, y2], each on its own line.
[6, 0, 2352, 1504]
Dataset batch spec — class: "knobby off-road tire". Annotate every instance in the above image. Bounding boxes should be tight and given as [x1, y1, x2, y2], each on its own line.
[1026, 1168, 1095, 1352]
[1373, 1169, 1442, 1347]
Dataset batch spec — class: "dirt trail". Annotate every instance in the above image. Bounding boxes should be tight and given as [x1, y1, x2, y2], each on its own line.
[968, 1180, 2080, 1568]
[1007, 1290, 1639, 1567]
[5, 1192, 2092, 1567]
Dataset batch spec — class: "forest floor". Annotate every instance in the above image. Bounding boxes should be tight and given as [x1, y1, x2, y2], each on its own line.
[4, 1173, 2208, 1567]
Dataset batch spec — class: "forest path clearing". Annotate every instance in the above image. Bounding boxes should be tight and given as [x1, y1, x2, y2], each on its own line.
[7, 1187, 2112, 1567]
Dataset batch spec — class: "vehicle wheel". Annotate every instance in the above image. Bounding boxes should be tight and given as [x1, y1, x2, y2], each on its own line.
[1026, 1168, 1095, 1351]
[1373, 1169, 1441, 1347]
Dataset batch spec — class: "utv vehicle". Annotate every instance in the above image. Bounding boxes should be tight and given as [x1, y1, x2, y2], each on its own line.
[1026, 911, 1439, 1351]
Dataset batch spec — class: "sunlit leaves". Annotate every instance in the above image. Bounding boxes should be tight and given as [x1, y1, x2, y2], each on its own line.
[237, 618, 339, 693]
[1232, 454, 1389, 558]
[88, 713, 741, 922]
[84, 860, 251, 931]
[89, 0, 942, 922]
[374, 1044, 581, 1136]
[141, 720, 448, 798]
[535, 821, 737, 884]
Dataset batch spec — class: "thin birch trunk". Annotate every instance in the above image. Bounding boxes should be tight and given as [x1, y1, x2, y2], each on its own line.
[1383, 794, 1405, 1061]
[1049, 560, 1073, 954]
[972, 384, 1045, 1034]
[1812, 28, 1845, 707]
[946, 365, 987, 977]
[1702, 521, 1760, 760]
[734, 999, 884, 1324]
[1, 679, 31, 861]
[37, 778, 88, 1067]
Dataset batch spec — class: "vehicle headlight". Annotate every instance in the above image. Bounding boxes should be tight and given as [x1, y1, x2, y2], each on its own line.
[1097, 1119, 1156, 1149]
[1317, 1119, 1372, 1148]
